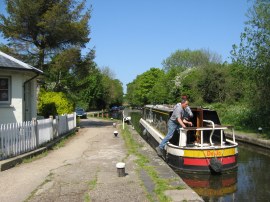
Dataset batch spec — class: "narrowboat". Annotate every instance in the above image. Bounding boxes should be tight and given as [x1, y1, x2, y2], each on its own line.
[140, 105, 238, 173]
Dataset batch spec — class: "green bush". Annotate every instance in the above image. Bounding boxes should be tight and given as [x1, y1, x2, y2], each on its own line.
[206, 103, 257, 132]
[38, 91, 74, 118]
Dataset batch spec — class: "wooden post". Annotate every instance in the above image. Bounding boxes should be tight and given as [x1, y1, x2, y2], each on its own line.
[196, 108, 203, 143]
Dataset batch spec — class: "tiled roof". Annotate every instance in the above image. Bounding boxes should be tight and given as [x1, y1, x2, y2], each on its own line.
[0, 51, 43, 74]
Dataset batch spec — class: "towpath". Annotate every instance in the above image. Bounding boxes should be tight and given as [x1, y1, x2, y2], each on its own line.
[0, 117, 202, 202]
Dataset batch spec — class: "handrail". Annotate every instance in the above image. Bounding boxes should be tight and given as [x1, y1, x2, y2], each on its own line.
[180, 123, 236, 146]
[180, 126, 231, 130]
[203, 120, 215, 146]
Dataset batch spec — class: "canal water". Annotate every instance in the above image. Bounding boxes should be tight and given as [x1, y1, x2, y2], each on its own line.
[177, 143, 270, 202]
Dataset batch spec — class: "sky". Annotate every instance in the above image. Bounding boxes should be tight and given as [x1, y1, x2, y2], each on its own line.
[0, 0, 252, 92]
[86, 0, 252, 92]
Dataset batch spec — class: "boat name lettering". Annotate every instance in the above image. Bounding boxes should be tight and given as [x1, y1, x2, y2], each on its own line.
[206, 150, 222, 156]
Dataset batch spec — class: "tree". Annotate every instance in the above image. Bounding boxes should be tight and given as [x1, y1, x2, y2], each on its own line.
[231, 0, 270, 129]
[110, 79, 124, 106]
[46, 48, 83, 92]
[97, 67, 123, 108]
[126, 81, 138, 106]
[162, 49, 222, 72]
[0, 0, 90, 70]
[126, 68, 164, 106]
[224, 63, 254, 103]
[167, 67, 195, 103]
[170, 67, 201, 104]
[150, 73, 168, 104]
[231, 0, 270, 68]
[42, 48, 103, 110]
[0, 0, 119, 111]
[70, 51, 104, 110]
[197, 64, 227, 103]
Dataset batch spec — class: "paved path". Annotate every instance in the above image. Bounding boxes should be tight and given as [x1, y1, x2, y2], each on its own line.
[0, 118, 203, 202]
[0, 119, 148, 201]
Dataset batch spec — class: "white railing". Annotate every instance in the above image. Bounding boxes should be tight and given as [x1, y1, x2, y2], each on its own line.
[0, 113, 76, 160]
[179, 125, 236, 147]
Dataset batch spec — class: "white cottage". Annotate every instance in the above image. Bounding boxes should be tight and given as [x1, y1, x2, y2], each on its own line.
[0, 51, 43, 124]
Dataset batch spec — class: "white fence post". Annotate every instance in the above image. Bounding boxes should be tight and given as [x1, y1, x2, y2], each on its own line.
[56, 115, 60, 136]
[49, 116, 54, 139]
[33, 118, 38, 147]
[74, 112, 77, 128]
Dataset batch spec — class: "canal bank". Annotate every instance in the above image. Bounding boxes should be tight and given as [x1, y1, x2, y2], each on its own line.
[0, 118, 203, 202]
[227, 131, 270, 150]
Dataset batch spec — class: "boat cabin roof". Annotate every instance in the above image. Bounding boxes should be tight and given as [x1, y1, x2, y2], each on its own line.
[144, 104, 212, 112]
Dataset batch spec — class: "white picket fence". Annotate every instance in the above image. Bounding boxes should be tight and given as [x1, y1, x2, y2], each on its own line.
[0, 113, 76, 160]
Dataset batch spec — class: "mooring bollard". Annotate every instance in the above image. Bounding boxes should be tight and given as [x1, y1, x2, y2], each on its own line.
[116, 162, 125, 177]
[114, 130, 118, 137]
[113, 122, 116, 128]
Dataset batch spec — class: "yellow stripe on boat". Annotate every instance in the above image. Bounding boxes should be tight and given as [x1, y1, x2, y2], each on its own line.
[184, 148, 236, 158]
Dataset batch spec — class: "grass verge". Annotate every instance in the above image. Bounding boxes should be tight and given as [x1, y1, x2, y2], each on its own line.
[22, 151, 48, 164]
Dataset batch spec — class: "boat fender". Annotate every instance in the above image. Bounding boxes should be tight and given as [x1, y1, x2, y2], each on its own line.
[124, 116, 131, 124]
[209, 157, 222, 173]
[143, 129, 147, 136]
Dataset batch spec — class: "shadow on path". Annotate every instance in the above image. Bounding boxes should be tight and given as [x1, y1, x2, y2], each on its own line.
[78, 118, 117, 128]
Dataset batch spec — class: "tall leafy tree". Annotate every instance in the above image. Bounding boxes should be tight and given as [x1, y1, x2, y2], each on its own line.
[231, 0, 270, 129]
[0, 0, 90, 70]
[150, 71, 168, 104]
[197, 64, 227, 103]
[126, 81, 137, 106]
[110, 79, 124, 106]
[0, 0, 124, 111]
[71, 50, 104, 110]
[126, 68, 164, 106]
[99, 67, 123, 108]
[46, 48, 82, 92]
[44, 47, 103, 110]
[100, 67, 124, 109]
[162, 49, 222, 72]
[167, 67, 200, 104]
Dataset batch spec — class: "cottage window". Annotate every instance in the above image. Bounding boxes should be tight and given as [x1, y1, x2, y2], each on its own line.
[0, 77, 11, 105]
